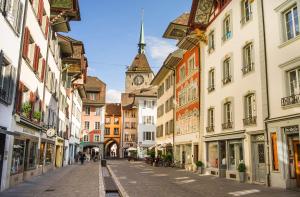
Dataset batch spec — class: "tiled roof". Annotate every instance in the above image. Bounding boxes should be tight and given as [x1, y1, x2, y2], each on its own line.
[127, 53, 153, 73]
[106, 103, 121, 116]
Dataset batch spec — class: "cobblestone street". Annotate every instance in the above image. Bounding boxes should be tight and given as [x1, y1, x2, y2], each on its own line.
[0, 162, 100, 197]
[108, 160, 300, 197]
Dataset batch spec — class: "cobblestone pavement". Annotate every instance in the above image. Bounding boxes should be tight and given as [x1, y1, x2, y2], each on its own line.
[108, 159, 300, 197]
[1, 162, 100, 197]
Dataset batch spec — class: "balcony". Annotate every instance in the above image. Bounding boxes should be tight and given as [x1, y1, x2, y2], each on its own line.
[206, 126, 214, 132]
[222, 76, 232, 85]
[207, 85, 215, 92]
[241, 63, 254, 75]
[281, 94, 300, 107]
[222, 122, 233, 130]
[243, 116, 257, 126]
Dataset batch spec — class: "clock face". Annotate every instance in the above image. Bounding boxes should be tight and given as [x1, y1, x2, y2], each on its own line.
[46, 128, 56, 138]
[133, 75, 144, 86]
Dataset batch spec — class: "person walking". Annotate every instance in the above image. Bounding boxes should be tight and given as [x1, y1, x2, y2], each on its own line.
[80, 153, 86, 165]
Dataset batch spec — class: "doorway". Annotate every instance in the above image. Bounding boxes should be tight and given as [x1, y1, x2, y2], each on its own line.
[293, 141, 300, 187]
[0, 134, 5, 186]
[252, 134, 266, 183]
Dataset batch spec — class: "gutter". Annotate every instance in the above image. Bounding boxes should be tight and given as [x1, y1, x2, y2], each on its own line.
[261, 0, 271, 187]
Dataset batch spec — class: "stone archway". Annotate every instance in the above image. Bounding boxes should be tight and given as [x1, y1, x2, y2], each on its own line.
[104, 139, 119, 158]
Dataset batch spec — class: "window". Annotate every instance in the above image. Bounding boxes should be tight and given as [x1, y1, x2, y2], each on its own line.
[242, 43, 254, 74]
[241, 0, 252, 24]
[84, 121, 89, 130]
[222, 58, 231, 84]
[105, 128, 110, 135]
[284, 5, 299, 40]
[22, 27, 35, 67]
[1, 0, 23, 33]
[131, 134, 136, 141]
[188, 55, 196, 75]
[245, 93, 256, 118]
[144, 100, 155, 108]
[224, 102, 232, 123]
[83, 134, 89, 142]
[0, 51, 16, 104]
[45, 143, 54, 165]
[179, 65, 186, 81]
[142, 116, 154, 125]
[207, 142, 218, 168]
[28, 141, 38, 169]
[288, 67, 300, 95]
[187, 83, 197, 102]
[228, 141, 244, 170]
[143, 131, 154, 141]
[208, 69, 215, 92]
[114, 128, 119, 135]
[223, 15, 232, 41]
[11, 139, 25, 174]
[179, 90, 186, 107]
[114, 117, 119, 125]
[124, 134, 129, 142]
[87, 92, 98, 101]
[95, 107, 101, 116]
[131, 122, 136, 129]
[208, 31, 215, 52]
[157, 104, 164, 117]
[105, 117, 111, 124]
[271, 133, 279, 171]
[158, 83, 164, 98]
[85, 106, 90, 115]
[94, 122, 100, 130]
[94, 135, 100, 142]
[207, 108, 214, 131]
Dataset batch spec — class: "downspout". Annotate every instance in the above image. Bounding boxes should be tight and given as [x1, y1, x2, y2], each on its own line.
[173, 69, 175, 163]
[261, 0, 271, 187]
[13, 0, 29, 114]
[197, 44, 201, 165]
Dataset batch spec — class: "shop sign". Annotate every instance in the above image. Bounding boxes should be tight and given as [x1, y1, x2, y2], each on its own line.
[46, 128, 56, 138]
[284, 125, 299, 135]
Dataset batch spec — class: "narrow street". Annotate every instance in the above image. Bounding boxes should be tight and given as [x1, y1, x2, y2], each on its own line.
[0, 162, 100, 197]
[108, 160, 300, 197]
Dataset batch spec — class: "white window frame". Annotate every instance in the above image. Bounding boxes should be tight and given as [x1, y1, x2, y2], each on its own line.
[241, 0, 252, 24]
[224, 102, 232, 123]
[242, 42, 254, 73]
[208, 30, 215, 52]
[284, 5, 299, 40]
[245, 93, 256, 118]
[288, 67, 300, 95]
[208, 108, 214, 127]
[94, 134, 100, 142]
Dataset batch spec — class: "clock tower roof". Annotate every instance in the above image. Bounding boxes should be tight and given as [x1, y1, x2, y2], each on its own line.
[126, 53, 153, 73]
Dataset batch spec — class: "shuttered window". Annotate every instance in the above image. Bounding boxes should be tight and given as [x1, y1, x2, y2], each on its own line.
[0, 51, 16, 104]
[271, 133, 279, 171]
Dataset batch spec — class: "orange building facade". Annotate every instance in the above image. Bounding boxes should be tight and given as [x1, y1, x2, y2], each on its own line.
[104, 103, 122, 158]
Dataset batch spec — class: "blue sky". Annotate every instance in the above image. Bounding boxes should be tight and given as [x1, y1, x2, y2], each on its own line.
[66, 0, 192, 102]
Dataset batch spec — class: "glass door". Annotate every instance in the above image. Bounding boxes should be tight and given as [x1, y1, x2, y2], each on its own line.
[293, 141, 300, 187]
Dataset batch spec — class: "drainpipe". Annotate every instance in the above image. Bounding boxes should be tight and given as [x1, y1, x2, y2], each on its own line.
[261, 0, 271, 187]
[13, 0, 29, 114]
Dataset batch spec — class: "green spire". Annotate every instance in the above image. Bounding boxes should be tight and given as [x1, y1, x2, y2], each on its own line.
[138, 10, 146, 54]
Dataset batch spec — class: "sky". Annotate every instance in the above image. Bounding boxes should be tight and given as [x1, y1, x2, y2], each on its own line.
[66, 0, 192, 103]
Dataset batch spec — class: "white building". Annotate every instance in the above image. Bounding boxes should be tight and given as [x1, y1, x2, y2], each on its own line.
[0, 0, 25, 191]
[264, 0, 300, 189]
[189, 0, 269, 183]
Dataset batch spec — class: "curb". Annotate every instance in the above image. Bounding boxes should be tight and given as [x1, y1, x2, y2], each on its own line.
[107, 165, 129, 197]
[99, 162, 106, 197]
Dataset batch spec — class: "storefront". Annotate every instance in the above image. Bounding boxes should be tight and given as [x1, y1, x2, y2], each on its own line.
[174, 143, 194, 170]
[268, 119, 300, 189]
[10, 132, 40, 187]
[205, 131, 245, 181]
[39, 136, 55, 174]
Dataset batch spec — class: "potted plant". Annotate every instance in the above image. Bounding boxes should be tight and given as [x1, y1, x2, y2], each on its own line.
[237, 162, 246, 182]
[33, 111, 41, 122]
[21, 102, 32, 118]
[196, 161, 204, 174]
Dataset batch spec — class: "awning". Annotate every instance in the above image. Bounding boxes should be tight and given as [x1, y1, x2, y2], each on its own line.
[204, 130, 245, 142]
[0, 128, 19, 136]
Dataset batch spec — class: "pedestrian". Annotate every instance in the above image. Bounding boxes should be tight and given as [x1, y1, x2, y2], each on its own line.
[80, 153, 85, 165]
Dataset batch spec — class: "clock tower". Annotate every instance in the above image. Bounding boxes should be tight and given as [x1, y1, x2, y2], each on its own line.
[125, 17, 154, 93]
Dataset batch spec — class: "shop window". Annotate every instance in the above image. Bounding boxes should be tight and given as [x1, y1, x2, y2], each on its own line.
[45, 143, 54, 165]
[11, 139, 25, 174]
[28, 141, 38, 169]
[39, 142, 45, 165]
[271, 133, 279, 171]
[228, 141, 244, 170]
[207, 142, 218, 168]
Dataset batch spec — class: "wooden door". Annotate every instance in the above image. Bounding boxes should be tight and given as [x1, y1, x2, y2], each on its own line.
[293, 141, 300, 187]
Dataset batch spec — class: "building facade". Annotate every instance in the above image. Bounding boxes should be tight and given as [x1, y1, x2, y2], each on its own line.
[104, 103, 122, 158]
[0, 0, 26, 191]
[80, 76, 106, 159]
[264, 0, 300, 189]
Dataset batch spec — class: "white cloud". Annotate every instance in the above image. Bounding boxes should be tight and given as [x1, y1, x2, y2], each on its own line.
[106, 89, 121, 103]
[146, 36, 177, 66]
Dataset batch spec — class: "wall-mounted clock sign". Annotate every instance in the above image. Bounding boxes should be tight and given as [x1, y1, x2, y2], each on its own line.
[46, 128, 56, 138]
[133, 75, 144, 86]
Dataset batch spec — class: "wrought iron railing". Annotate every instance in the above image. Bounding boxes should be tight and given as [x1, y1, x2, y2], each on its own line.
[241, 63, 254, 75]
[281, 94, 300, 106]
[206, 126, 214, 132]
[243, 116, 257, 126]
[222, 122, 233, 129]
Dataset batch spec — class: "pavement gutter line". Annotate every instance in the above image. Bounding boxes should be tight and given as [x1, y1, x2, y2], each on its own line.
[99, 162, 106, 197]
[107, 164, 129, 197]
